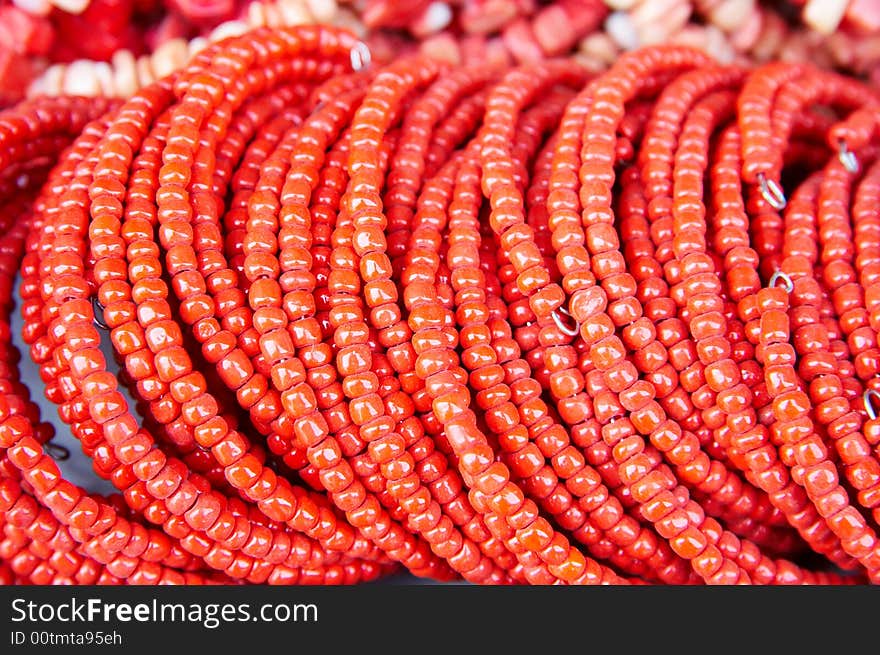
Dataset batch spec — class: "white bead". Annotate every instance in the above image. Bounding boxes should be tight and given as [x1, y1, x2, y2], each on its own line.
[605, 12, 640, 51]
[152, 38, 189, 79]
[416, 2, 453, 34]
[278, 0, 313, 26]
[48, 0, 90, 14]
[305, 0, 337, 22]
[209, 19, 250, 42]
[112, 49, 138, 98]
[63, 60, 101, 96]
[803, 0, 848, 35]
[12, 0, 52, 17]
[93, 61, 115, 97]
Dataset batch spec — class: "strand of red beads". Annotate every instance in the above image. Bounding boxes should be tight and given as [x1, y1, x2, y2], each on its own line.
[3, 25, 880, 584]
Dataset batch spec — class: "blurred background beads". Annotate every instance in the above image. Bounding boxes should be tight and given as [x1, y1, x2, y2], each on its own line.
[5, 1, 880, 104]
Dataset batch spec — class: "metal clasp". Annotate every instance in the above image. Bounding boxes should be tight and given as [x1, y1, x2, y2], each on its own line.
[350, 42, 371, 71]
[551, 306, 579, 337]
[757, 173, 786, 211]
[768, 270, 793, 293]
[91, 295, 109, 330]
[864, 388, 880, 421]
[838, 139, 859, 174]
[45, 441, 70, 461]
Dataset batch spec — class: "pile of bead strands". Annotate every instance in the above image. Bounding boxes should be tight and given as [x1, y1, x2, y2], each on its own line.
[3, 25, 880, 585]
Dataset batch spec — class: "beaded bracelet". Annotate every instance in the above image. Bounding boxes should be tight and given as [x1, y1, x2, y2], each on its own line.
[3, 25, 880, 584]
